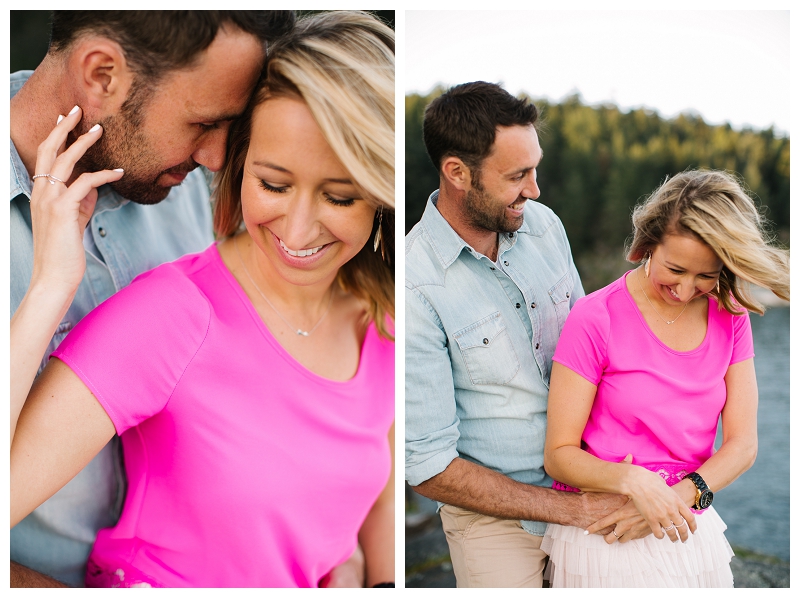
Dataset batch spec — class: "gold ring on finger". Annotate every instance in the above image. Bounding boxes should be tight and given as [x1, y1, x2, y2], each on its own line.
[612, 528, 620, 538]
[675, 518, 687, 528]
[663, 524, 675, 532]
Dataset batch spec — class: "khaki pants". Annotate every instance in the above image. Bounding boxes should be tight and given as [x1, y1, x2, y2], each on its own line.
[439, 504, 548, 588]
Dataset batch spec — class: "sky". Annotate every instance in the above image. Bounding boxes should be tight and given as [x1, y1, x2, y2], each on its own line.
[405, 10, 790, 135]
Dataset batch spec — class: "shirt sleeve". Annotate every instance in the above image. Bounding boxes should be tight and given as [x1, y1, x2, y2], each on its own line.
[730, 310, 755, 365]
[552, 295, 610, 386]
[52, 263, 211, 435]
[404, 286, 461, 487]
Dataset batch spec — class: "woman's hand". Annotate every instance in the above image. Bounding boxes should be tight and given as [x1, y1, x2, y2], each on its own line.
[29, 105, 124, 299]
[11, 106, 123, 446]
[620, 465, 697, 543]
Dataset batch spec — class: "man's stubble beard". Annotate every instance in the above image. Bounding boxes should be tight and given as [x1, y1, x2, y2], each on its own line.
[76, 91, 189, 205]
[463, 175, 525, 234]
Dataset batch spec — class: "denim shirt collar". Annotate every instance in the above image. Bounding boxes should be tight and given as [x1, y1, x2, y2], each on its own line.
[421, 189, 532, 270]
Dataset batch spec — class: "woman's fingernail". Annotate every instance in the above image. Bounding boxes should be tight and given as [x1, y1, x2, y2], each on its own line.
[583, 530, 589, 535]
[69, 105, 80, 115]
[113, 168, 124, 172]
[57, 115, 64, 124]
[89, 124, 101, 133]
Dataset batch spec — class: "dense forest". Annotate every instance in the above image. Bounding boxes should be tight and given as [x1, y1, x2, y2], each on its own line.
[406, 90, 790, 292]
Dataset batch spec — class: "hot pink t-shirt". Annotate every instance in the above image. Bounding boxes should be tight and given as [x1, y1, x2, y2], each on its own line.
[53, 244, 394, 588]
[552, 271, 753, 484]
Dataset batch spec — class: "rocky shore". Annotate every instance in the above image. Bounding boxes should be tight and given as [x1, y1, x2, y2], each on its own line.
[405, 508, 789, 588]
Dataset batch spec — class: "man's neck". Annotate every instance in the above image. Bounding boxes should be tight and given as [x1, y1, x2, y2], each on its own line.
[435, 186, 499, 261]
[11, 61, 77, 180]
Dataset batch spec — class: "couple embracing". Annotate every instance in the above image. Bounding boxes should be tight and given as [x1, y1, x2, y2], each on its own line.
[405, 82, 789, 588]
[11, 10, 395, 588]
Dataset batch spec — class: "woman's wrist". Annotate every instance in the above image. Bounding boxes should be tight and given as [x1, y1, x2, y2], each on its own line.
[674, 478, 697, 508]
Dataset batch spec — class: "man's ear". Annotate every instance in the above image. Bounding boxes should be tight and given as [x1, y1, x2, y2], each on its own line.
[441, 156, 473, 192]
[71, 38, 134, 114]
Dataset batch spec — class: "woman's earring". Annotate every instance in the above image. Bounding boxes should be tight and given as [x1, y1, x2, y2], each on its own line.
[644, 254, 651, 278]
[373, 207, 385, 261]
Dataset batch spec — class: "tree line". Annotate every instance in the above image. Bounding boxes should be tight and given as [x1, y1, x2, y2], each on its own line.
[406, 90, 790, 292]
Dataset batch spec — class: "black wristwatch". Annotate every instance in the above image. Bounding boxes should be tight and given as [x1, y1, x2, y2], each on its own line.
[686, 472, 713, 509]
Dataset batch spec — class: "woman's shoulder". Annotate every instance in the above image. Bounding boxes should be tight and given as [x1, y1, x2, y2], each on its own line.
[89, 246, 217, 335]
[572, 274, 628, 314]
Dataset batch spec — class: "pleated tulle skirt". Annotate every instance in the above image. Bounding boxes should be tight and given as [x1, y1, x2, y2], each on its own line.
[541, 506, 734, 587]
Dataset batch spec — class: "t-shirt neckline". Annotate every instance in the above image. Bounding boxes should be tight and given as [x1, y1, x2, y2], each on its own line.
[621, 270, 711, 356]
[210, 242, 372, 385]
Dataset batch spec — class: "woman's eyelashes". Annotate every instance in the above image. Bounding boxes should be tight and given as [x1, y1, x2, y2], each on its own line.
[324, 194, 356, 207]
[259, 179, 288, 194]
[258, 180, 358, 206]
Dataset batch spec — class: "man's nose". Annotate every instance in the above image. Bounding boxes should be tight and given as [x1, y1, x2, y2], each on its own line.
[192, 128, 227, 172]
[523, 170, 540, 200]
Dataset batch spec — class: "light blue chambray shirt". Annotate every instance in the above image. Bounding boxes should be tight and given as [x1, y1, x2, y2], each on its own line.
[405, 191, 584, 535]
[10, 71, 214, 586]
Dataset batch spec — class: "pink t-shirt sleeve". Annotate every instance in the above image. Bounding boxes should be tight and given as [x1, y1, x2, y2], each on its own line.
[52, 264, 211, 435]
[730, 310, 755, 365]
[552, 296, 610, 385]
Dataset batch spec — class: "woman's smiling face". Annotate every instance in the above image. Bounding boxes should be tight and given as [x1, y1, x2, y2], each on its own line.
[240, 95, 376, 286]
[648, 233, 724, 305]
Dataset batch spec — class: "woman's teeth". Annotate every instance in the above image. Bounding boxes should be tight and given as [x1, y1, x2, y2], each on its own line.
[279, 239, 323, 257]
[668, 287, 680, 300]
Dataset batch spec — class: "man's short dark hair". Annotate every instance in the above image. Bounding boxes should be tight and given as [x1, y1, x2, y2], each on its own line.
[423, 81, 539, 174]
[49, 11, 296, 83]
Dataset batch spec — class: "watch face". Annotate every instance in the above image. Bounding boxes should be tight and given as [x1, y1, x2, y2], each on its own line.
[699, 490, 714, 509]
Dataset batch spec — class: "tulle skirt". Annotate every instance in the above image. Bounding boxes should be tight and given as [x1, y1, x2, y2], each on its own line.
[541, 506, 734, 587]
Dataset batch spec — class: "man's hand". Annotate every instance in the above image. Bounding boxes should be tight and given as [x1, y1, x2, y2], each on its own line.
[319, 544, 365, 588]
[565, 491, 629, 532]
[585, 500, 653, 543]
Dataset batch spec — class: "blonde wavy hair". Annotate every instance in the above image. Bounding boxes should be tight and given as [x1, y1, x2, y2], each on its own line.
[626, 170, 789, 315]
[213, 11, 395, 338]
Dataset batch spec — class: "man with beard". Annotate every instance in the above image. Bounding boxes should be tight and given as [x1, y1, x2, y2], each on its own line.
[9, 11, 294, 587]
[405, 82, 646, 587]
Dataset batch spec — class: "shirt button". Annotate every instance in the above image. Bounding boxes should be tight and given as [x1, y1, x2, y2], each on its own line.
[515, 303, 521, 309]
[490, 267, 495, 271]
[482, 338, 489, 345]
[535, 343, 540, 349]
[531, 303, 536, 309]
[504, 261, 509, 266]
[98, 227, 107, 237]
[509, 233, 514, 238]
[566, 292, 571, 298]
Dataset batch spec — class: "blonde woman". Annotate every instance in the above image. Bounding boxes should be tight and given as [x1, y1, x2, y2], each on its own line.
[11, 12, 395, 588]
[542, 170, 789, 586]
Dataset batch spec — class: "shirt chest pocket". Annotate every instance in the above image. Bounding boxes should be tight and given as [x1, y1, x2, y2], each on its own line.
[453, 312, 520, 386]
[548, 273, 573, 333]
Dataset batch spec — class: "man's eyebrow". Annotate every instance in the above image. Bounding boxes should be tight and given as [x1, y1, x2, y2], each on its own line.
[192, 111, 242, 123]
[508, 151, 544, 177]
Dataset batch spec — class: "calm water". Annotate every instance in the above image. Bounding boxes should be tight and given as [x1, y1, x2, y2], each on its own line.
[713, 306, 789, 561]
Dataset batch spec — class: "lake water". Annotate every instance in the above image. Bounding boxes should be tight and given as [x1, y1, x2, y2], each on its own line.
[712, 306, 789, 561]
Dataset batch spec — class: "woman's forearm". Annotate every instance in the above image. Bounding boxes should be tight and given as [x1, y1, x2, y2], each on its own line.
[358, 499, 394, 587]
[671, 436, 758, 509]
[545, 445, 637, 495]
[10, 283, 74, 446]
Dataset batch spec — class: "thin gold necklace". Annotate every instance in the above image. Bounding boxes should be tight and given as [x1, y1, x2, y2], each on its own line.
[636, 266, 689, 325]
[234, 236, 334, 337]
